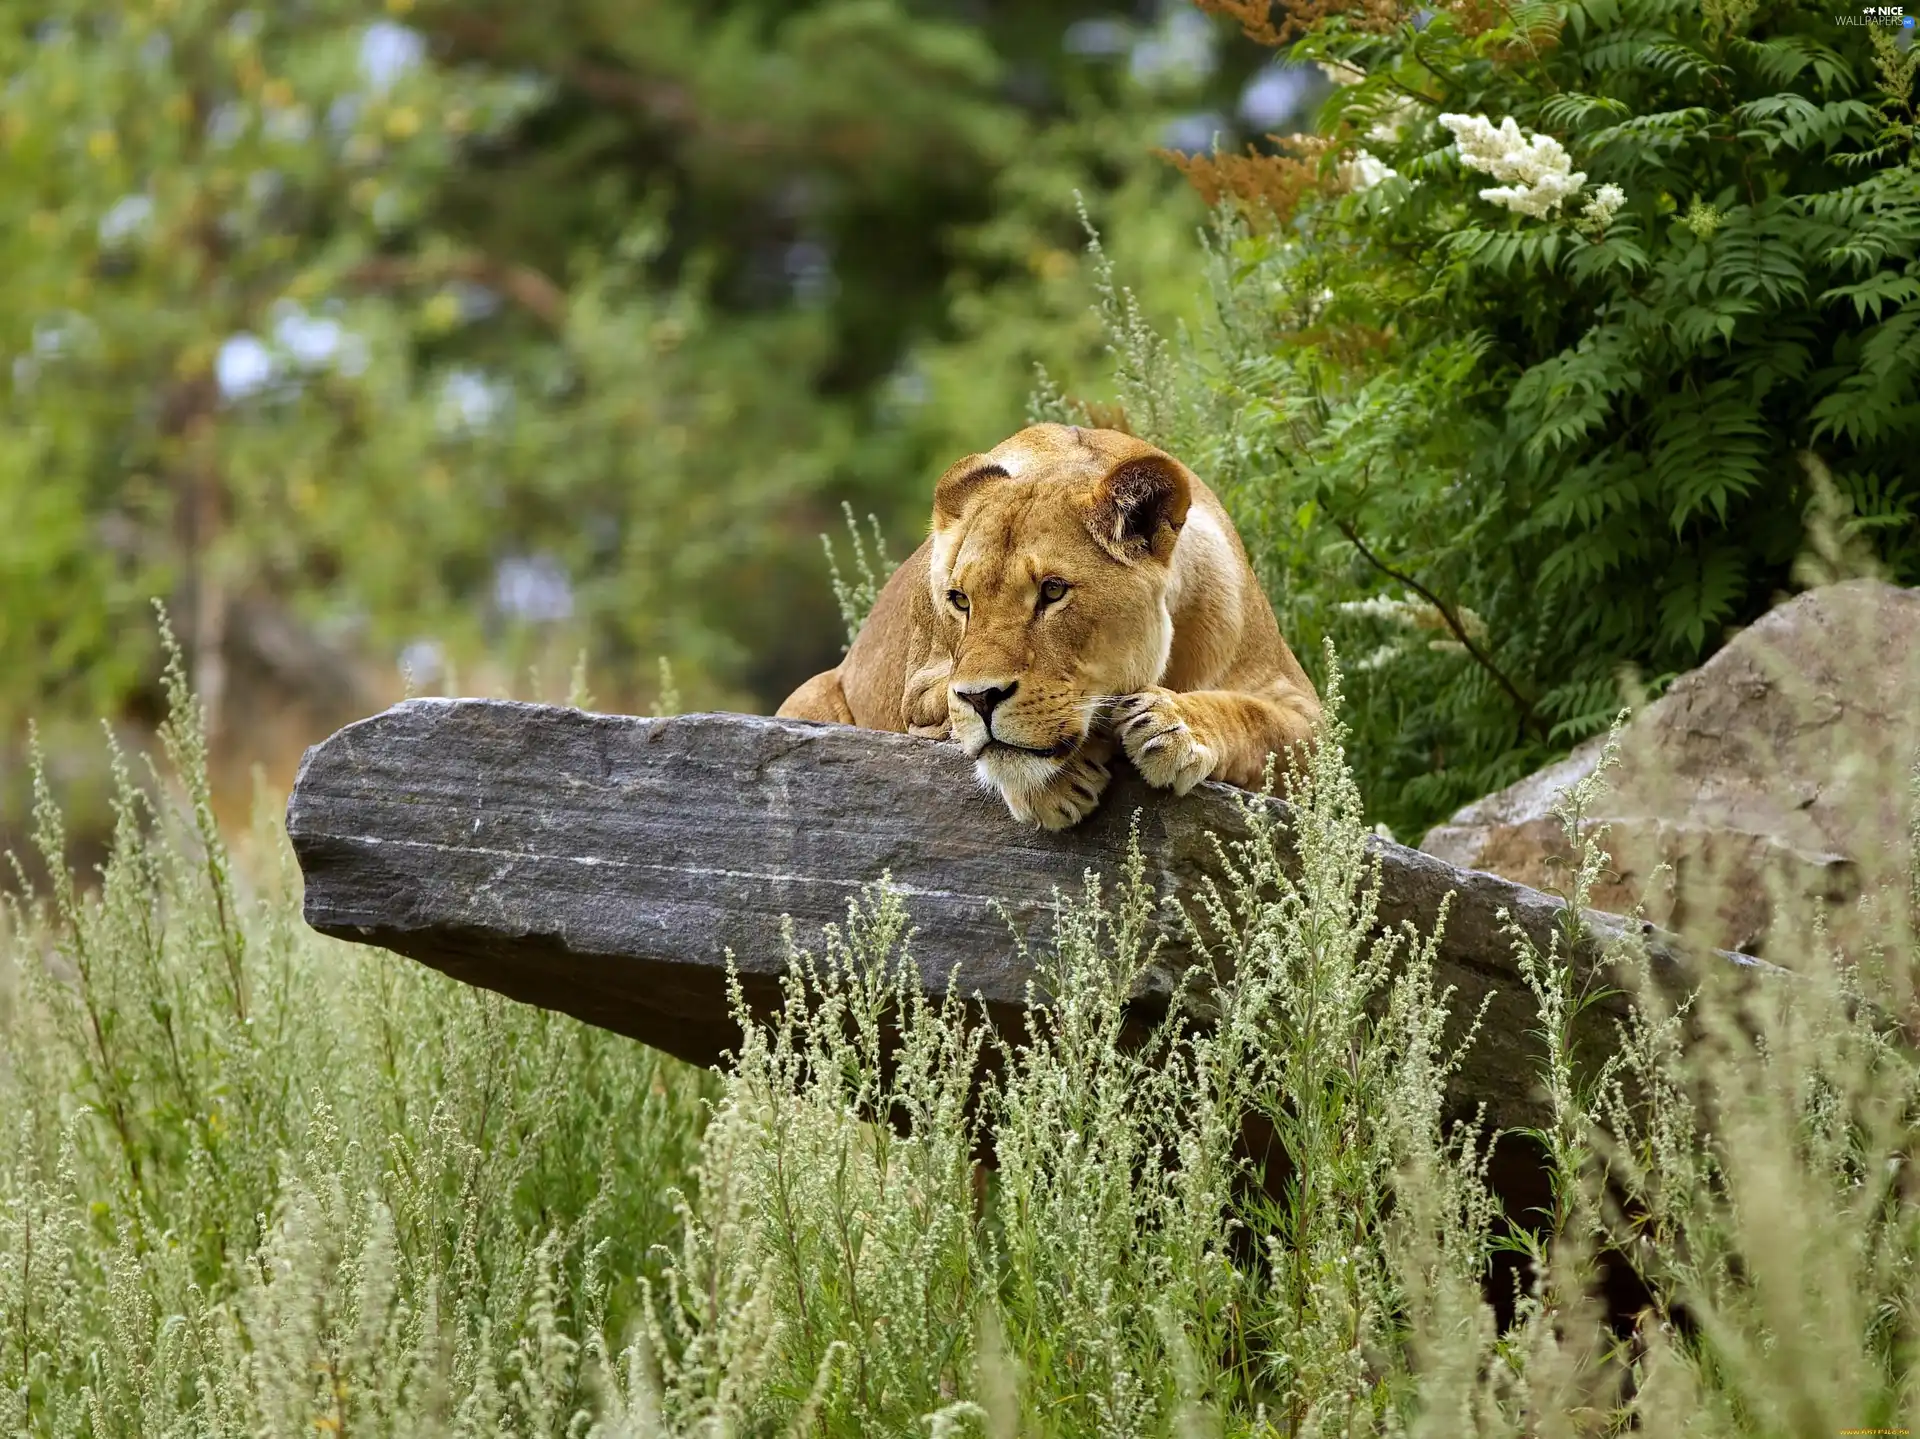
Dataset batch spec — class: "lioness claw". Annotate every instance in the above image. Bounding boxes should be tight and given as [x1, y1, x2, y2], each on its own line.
[1005, 746, 1113, 830]
[1115, 690, 1215, 795]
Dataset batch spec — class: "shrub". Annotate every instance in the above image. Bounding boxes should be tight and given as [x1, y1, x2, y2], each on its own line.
[604, 668, 1920, 1435]
[1061, 0, 1920, 837]
[1, 635, 711, 1434]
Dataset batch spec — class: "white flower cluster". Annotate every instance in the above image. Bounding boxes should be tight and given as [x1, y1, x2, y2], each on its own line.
[1297, 285, 1338, 322]
[1336, 595, 1424, 623]
[1581, 182, 1627, 230]
[1438, 112, 1587, 219]
[1366, 95, 1421, 144]
[1335, 592, 1488, 648]
[1339, 148, 1398, 192]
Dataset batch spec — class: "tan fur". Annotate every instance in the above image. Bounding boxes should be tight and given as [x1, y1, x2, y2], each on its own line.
[777, 424, 1321, 829]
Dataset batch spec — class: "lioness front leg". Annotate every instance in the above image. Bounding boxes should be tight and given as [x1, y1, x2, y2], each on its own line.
[998, 734, 1117, 831]
[1113, 687, 1317, 795]
[902, 655, 954, 740]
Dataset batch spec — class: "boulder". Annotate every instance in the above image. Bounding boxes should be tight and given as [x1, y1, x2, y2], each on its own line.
[1421, 580, 1920, 957]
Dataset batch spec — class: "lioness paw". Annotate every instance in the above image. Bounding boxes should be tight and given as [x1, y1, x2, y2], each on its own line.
[1114, 689, 1214, 795]
[1001, 744, 1113, 831]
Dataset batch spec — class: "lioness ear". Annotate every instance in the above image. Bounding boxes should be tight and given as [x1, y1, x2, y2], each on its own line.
[1089, 454, 1191, 563]
[932, 455, 1008, 528]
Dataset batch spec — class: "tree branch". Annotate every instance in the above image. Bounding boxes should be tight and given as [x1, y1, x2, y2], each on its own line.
[416, 9, 796, 156]
[347, 254, 567, 328]
[1333, 517, 1545, 739]
[421, 10, 697, 127]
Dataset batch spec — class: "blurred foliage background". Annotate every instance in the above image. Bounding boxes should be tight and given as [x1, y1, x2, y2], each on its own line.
[5, 0, 1916, 856]
[0, 0, 1303, 844]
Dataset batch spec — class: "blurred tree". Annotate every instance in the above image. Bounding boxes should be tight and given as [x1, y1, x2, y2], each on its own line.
[0, 0, 1287, 796]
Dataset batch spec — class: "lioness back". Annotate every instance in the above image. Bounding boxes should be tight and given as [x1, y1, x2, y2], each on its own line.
[778, 424, 1319, 828]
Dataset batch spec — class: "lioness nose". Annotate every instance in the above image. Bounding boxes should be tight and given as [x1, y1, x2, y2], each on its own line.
[955, 681, 1018, 721]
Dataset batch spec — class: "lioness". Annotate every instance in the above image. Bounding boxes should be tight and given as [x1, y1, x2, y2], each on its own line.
[778, 423, 1321, 829]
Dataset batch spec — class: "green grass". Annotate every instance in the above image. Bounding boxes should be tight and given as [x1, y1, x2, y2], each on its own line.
[3, 644, 1916, 1435]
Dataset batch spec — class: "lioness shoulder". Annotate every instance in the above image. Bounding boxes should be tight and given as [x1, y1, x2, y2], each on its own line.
[777, 424, 1320, 829]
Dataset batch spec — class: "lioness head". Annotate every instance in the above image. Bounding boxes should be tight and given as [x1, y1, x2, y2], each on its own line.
[928, 423, 1193, 796]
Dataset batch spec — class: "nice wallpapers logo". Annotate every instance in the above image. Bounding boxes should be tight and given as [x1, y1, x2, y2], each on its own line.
[1835, 5, 1914, 23]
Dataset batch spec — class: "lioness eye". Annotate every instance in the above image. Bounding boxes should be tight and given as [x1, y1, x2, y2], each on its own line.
[947, 589, 969, 612]
[1039, 578, 1069, 605]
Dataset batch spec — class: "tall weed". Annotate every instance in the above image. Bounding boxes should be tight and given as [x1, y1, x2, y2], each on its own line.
[3, 642, 1916, 1433]
[0, 632, 710, 1435]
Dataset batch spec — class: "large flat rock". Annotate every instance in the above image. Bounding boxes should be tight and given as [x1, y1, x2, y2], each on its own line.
[286, 701, 1762, 1130]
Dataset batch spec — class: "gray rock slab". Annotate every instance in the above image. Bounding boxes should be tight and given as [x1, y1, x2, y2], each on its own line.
[286, 700, 1766, 1131]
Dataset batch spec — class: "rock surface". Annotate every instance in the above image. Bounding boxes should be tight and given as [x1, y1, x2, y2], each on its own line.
[288, 701, 1766, 1131]
[1422, 581, 1920, 956]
